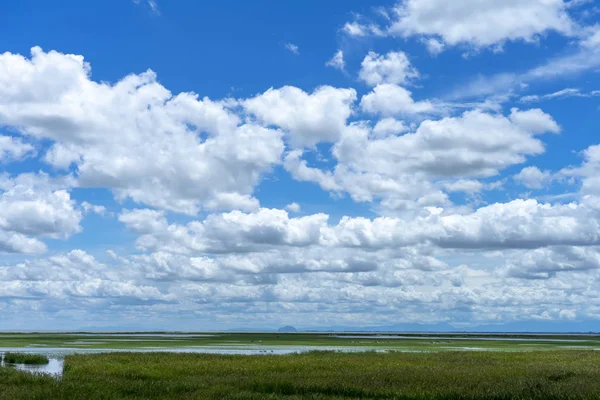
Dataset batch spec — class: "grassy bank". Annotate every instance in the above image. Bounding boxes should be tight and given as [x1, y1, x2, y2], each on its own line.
[3, 351, 600, 399]
[3, 353, 49, 365]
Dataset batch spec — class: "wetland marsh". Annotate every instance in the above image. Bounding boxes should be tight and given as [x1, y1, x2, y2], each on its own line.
[3, 332, 600, 399]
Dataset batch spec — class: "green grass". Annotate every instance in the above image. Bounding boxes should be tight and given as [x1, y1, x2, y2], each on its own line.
[3, 353, 49, 365]
[3, 351, 600, 399]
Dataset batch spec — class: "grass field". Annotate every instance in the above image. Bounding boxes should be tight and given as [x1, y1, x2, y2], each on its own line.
[3, 350, 600, 399]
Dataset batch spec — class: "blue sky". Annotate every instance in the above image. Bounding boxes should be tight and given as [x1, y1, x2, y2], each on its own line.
[1, 0, 600, 331]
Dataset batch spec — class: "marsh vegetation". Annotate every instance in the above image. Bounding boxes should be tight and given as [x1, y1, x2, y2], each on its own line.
[2, 350, 600, 399]
[2, 353, 49, 365]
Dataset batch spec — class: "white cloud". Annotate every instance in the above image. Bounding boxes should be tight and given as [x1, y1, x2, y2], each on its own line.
[359, 51, 419, 87]
[326, 50, 345, 71]
[5, 234, 600, 328]
[0, 135, 35, 163]
[505, 246, 600, 279]
[2, 43, 600, 330]
[148, 0, 159, 14]
[525, 43, 600, 83]
[341, 21, 384, 37]
[559, 309, 577, 320]
[443, 180, 484, 194]
[81, 201, 107, 216]
[360, 84, 434, 116]
[342, 21, 368, 36]
[372, 117, 408, 138]
[133, 0, 160, 15]
[514, 166, 553, 189]
[0, 250, 108, 282]
[0, 231, 46, 255]
[560, 144, 600, 197]
[243, 85, 357, 148]
[520, 88, 600, 103]
[284, 43, 299, 55]
[0, 47, 284, 215]
[454, 36, 600, 100]
[388, 0, 575, 48]
[285, 108, 559, 210]
[118, 209, 168, 235]
[285, 202, 301, 213]
[0, 173, 81, 254]
[360, 108, 559, 178]
[581, 24, 600, 49]
[422, 38, 445, 55]
[283, 150, 341, 192]
[435, 199, 600, 249]
[119, 197, 600, 255]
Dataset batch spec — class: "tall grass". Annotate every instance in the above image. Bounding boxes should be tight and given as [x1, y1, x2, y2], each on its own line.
[3, 350, 600, 399]
[3, 353, 49, 365]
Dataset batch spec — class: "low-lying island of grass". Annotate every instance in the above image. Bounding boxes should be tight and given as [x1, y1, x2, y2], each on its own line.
[3, 351, 600, 399]
[3, 352, 49, 365]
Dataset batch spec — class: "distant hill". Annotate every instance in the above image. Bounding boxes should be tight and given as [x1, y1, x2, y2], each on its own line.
[278, 326, 298, 332]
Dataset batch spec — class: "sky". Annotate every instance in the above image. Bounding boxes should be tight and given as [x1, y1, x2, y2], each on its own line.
[1, 0, 600, 331]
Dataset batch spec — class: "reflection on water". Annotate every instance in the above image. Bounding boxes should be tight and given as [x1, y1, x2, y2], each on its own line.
[13, 358, 63, 375]
[69, 333, 215, 337]
[334, 335, 589, 342]
[4, 332, 598, 378]
[0, 345, 382, 377]
[0, 355, 63, 377]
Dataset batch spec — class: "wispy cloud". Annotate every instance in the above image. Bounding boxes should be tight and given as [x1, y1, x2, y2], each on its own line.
[284, 43, 299, 55]
[133, 0, 160, 15]
[520, 88, 600, 103]
[148, 0, 159, 14]
[450, 42, 600, 100]
[326, 50, 345, 72]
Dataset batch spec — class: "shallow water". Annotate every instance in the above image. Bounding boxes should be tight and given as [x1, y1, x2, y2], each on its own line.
[0, 355, 63, 376]
[0, 345, 383, 377]
[66, 339, 185, 343]
[67, 333, 215, 337]
[334, 335, 589, 342]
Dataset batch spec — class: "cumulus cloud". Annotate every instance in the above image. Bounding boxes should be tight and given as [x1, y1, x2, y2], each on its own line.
[0, 135, 35, 163]
[0, 47, 283, 215]
[560, 143, 600, 197]
[243, 85, 357, 148]
[514, 166, 554, 189]
[422, 38, 445, 55]
[119, 199, 600, 254]
[81, 201, 107, 216]
[443, 180, 484, 194]
[372, 117, 408, 138]
[0, 173, 81, 254]
[388, 0, 575, 48]
[2, 44, 599, 330]
[505, 246, 600, 279]
[581, 24, 600, 49]
[360, 84, 434, 116]
[359, 51, 419, 87]
[27, 192, 586, 328]
[285, 202, 301, 213]
[285, 108, 559, 210]
[4, 239, 600, 329]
